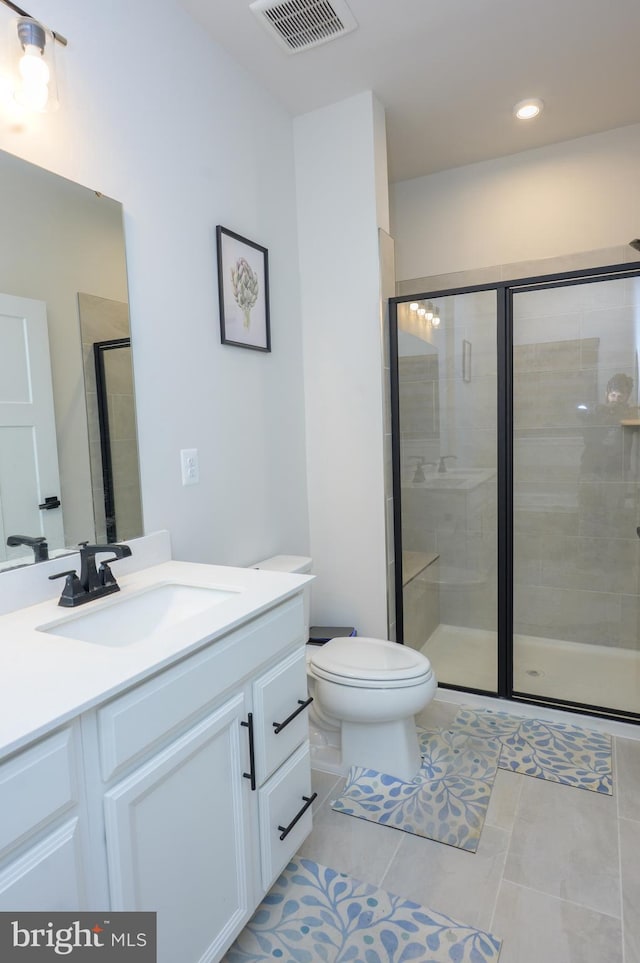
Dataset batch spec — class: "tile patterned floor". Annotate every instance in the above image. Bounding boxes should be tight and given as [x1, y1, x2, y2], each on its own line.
[298, 699, 640, 963]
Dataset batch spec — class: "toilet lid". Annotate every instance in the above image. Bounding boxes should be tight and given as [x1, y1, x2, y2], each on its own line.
[309, 636, 433, 686]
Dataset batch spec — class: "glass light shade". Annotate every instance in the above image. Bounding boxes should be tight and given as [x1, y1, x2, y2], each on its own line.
[431, 315, 441, 328]
[9, 17, 58, 113]
[409, 302, 419, 311]
[14, 77, 49, 111]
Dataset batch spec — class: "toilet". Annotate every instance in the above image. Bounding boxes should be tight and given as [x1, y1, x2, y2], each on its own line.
[308, 636, 436, 781]
[252, 555, 437, 782]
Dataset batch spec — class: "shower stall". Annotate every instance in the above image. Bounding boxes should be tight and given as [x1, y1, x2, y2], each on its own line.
[389, 258, 640, 722]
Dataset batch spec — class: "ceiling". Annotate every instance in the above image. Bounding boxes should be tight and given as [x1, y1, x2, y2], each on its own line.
[177, 0, 640, 183]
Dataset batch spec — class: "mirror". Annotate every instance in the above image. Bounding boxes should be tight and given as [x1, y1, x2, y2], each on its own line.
[0, 150, 143, 570]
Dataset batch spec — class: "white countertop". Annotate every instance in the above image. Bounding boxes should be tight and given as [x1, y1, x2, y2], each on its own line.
[0, 559, 310, 760]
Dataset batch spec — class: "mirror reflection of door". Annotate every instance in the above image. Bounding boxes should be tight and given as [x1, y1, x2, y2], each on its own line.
[0, 292, 65, 562]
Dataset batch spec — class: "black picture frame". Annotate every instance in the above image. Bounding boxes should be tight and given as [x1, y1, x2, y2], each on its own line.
[216, 225, 271, 352]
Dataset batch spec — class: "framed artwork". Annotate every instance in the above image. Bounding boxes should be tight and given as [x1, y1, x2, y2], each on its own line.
[216, 225, 271, 352]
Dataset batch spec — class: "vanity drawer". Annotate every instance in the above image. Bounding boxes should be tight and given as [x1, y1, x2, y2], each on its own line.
[97, 597, 304, 782]
[258, 742, 313, 891]
[253, 648, 310, 785]
[0, 727, 78, 859]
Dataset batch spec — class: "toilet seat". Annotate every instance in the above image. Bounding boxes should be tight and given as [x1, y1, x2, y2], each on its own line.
[308, 636, 434, 689]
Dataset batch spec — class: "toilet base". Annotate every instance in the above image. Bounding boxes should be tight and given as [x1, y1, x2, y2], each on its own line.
[341, 716, 422, 782]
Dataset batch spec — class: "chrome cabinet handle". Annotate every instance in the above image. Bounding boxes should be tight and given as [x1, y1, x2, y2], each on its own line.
[272, 696, 313, 734]
[277, 793, 317, 840]
[241, 713, 256, 790]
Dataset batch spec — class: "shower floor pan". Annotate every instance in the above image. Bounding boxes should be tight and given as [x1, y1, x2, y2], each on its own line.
[422, 624, 639, 716]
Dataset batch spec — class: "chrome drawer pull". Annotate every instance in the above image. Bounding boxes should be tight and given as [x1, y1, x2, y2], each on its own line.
[241, 712, 256, 790]
[272, 696, 313, 734]
[277, 793, 317, 840]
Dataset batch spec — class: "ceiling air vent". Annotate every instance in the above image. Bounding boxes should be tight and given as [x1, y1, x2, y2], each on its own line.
[249, 0, 358, 54]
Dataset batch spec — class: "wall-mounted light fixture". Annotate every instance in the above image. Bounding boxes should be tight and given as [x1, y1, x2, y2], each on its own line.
[0, 0, 67, 112]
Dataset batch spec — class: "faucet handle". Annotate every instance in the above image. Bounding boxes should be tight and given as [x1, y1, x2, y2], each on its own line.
[438, 455, 458, 473]
[49, 569, 86, 607]
[99, 560, 119, 588]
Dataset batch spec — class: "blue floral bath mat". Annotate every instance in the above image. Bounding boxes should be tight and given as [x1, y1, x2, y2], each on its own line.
[331, 727, 501, 852]
[453, 706, 613, 795]
[223, 857, 502, 962]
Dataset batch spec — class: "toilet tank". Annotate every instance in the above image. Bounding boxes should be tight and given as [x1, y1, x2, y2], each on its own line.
[251, 555, 312, 642]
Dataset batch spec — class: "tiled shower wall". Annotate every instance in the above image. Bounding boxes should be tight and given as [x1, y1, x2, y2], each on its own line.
[511, 274, 639, 650]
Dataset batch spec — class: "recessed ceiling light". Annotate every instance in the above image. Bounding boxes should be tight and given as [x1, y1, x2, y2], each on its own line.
[514, 98, 543, 120]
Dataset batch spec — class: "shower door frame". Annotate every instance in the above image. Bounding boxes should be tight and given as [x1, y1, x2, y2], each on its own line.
[389, 258, 640, 724]
[94, 336, 132, 543]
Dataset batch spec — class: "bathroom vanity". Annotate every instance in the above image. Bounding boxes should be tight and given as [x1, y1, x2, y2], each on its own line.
[0, 552, 313, 963]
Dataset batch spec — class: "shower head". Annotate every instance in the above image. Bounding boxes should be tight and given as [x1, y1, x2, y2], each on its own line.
[629, 238, 640, 252]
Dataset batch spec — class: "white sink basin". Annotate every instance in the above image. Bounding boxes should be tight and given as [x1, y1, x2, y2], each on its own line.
[423, 477, 467, 489]
[37, 582, 240, 647]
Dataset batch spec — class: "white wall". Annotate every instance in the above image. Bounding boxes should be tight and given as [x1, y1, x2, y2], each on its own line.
[294, 92, 389, 636]
[391, 123, 640, 280]
[0, 0, 309, 568]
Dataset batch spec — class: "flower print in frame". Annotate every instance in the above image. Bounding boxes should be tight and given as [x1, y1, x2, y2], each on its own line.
[216, 225, 271, 351]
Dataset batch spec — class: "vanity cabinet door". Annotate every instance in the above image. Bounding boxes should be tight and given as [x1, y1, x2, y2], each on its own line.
[0, 724, 92, 910]
[0, 819, 88, 910]
[103, 691, 254, 963]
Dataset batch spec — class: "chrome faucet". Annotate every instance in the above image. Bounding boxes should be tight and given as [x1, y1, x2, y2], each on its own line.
[50, 542, 132, 607]
[438, 455, 458, 473]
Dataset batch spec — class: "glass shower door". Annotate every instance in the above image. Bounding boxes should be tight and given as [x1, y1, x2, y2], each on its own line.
[512, 274, 640, 715]
[396, 289, 498, 693]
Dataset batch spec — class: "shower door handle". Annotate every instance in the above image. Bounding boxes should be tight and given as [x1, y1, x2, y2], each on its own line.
[637, 527, 640, 538]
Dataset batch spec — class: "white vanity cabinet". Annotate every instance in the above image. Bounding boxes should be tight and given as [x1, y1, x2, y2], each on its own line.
[0, 723, 93, 910]
[80, 593, 312, 963]
[251, 647, 314, 890]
